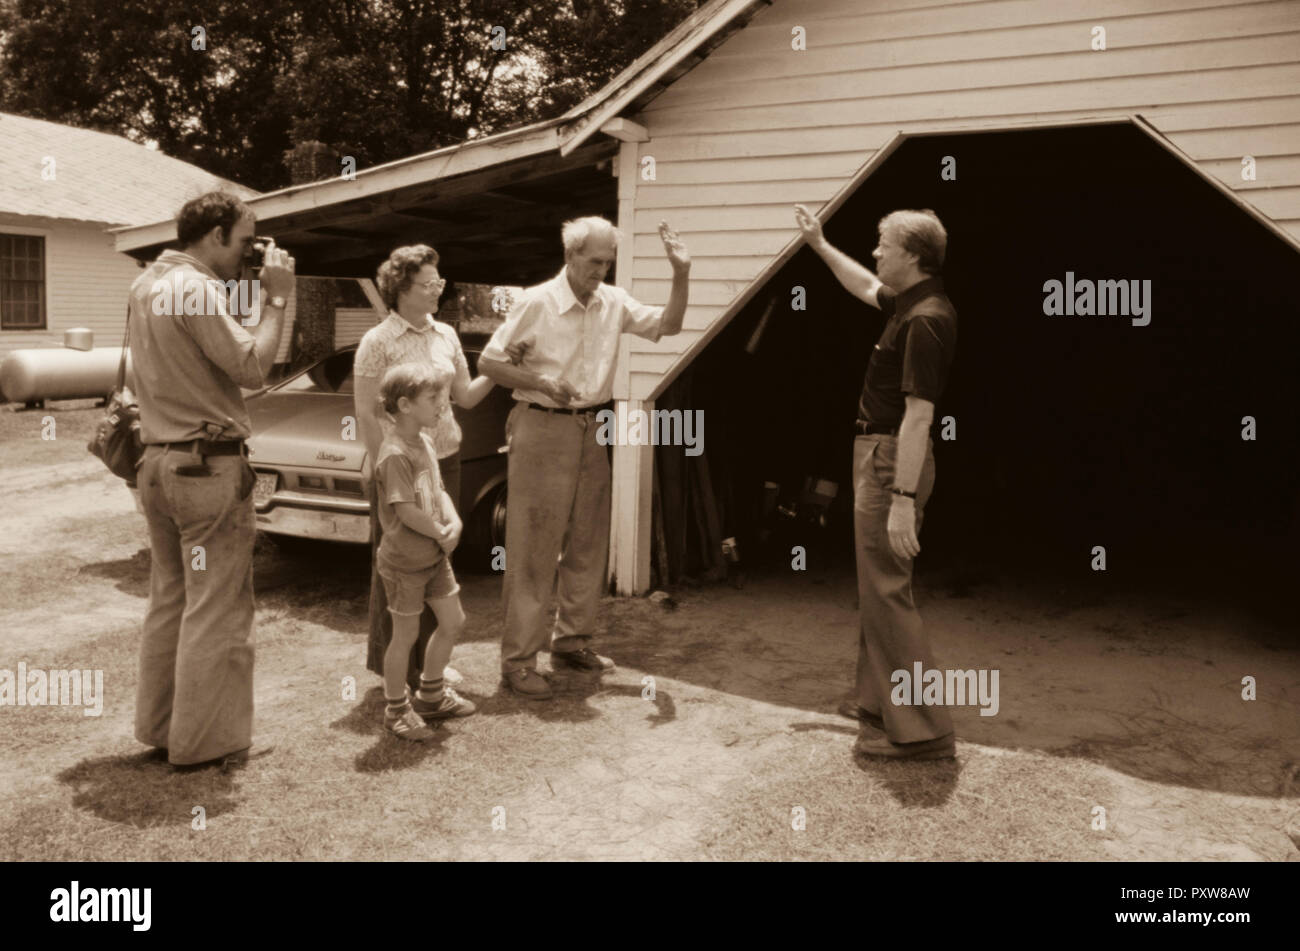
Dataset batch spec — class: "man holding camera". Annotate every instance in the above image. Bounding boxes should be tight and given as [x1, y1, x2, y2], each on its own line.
[130, 191, 295, 770]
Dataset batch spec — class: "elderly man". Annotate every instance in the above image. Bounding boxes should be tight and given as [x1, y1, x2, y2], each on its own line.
[796, 204, 959, 761]
[478, 217, 690, 698]
[130, 192, 294, 769]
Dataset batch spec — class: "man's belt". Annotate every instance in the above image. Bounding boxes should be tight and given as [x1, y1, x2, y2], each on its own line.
[158, 438, 246, 456]
[855, 419, 899, 436]
[527, 400, 614, 416]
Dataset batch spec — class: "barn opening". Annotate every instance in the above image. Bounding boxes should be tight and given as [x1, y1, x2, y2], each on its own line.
[651, 122, 1300, 617]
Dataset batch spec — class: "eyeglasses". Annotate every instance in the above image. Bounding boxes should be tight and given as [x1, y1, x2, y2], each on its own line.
[416, 278, 447, 292]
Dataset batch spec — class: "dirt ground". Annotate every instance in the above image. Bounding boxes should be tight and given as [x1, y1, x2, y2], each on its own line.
[1, 403, 1298, 861]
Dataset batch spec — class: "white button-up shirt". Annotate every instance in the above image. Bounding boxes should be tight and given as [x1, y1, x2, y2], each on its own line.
[482, 268, 664, 407]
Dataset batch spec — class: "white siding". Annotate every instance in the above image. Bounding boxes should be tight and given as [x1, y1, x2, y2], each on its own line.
[273, 295, 381, 366]
[620, 0, 1300, 399]
[335, 307, 381, 349]
[273, 285, 300, 366]
[0, 213, 142, 360]
[0, 225, 381, 369]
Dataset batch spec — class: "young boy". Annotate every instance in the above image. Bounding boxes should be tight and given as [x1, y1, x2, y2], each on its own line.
[373, 363, 476, 741]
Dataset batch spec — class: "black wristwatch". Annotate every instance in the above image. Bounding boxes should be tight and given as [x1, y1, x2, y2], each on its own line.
[889, 486, 917, 499]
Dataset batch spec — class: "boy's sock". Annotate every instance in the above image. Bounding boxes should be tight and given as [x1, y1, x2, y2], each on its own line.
[385, 693, 410, 716]
[416, 676, 444, 704]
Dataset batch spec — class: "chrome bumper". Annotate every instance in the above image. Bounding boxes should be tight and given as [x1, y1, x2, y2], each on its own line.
[254, 500, 371, 544]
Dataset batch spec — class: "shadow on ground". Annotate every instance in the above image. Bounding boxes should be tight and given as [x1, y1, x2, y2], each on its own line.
[55, 751, 243, 828]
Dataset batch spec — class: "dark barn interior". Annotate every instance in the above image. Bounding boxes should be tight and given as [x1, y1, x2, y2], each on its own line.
[657, 123, 1300, 615]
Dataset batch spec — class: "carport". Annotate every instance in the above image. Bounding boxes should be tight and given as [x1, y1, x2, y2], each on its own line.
[652, 119, 1300, 607]
[114, 118, 620, 285]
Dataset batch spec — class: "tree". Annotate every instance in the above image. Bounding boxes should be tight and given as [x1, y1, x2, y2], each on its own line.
[0, 0, 703, 191]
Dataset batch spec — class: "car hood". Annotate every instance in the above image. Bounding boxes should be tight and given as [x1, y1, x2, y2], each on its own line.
[246, 391, 363, 470]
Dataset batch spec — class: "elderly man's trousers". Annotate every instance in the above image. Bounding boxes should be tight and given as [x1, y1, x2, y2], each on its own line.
[853, 433, 954, 744]
[501, 404, 610, 671]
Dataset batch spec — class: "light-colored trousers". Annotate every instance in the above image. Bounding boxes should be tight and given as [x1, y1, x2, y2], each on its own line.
[501, 403, 610, 672]
[135, 444, 256, 765]
[853, 433, 954, 744]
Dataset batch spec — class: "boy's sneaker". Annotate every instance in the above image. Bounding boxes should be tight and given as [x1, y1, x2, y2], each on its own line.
[412, 686, 477, 720]
[385, 705, 438, 741]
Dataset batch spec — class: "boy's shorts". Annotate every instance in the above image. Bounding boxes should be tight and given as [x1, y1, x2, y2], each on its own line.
[377, 557, 460, 616]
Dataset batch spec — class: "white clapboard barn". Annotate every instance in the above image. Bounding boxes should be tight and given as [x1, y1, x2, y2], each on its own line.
[115, 0, 1300, 594]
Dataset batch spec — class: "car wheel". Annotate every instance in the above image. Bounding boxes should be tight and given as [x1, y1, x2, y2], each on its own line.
[463, 483, 506, 570]
[488, 483, 507, 550]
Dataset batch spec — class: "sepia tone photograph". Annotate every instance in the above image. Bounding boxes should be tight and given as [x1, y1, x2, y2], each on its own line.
[0, 0, 1296, 903]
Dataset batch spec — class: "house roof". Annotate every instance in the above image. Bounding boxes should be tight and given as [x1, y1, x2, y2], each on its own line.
[0, 111, 257, 227]
[112, 0, 769, 258]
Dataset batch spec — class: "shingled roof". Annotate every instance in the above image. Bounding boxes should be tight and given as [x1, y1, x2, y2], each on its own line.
[0, 111, 258, 226]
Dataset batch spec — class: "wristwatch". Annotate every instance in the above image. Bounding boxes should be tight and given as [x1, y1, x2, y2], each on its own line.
[889, 486, 917, 499]
[267, 295, 287, 309]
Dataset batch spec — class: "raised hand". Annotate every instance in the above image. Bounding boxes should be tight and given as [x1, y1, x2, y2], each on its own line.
[794, 204, 826, 250]
[658, 221, 690, 272]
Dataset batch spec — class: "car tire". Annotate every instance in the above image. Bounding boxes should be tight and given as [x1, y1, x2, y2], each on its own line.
[462, 482, 507, 571]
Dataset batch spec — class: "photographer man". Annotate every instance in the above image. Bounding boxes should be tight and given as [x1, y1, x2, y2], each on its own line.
[129, 191, 295, 770]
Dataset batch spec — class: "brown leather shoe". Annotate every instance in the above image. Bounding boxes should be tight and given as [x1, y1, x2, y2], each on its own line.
[220, 742, 276, 771]
[853, 731, 955, 761]
[502, 667, 553, 699]
[171, 741, 275, 773]
[836, 697, 886, 731]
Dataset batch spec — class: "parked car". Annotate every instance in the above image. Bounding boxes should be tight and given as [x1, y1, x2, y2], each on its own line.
[243, 337, 510, 561]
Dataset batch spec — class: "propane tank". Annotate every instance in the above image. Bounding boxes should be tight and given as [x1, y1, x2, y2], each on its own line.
[0, 346, 134, 403]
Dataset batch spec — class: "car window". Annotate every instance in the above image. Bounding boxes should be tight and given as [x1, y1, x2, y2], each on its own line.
[275, 350, 355, 394]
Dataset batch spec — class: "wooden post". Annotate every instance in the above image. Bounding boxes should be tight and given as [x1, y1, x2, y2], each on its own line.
[610, 400, 654, 595]
[285, 141, 339, 370]
[609, 135, 654, 594]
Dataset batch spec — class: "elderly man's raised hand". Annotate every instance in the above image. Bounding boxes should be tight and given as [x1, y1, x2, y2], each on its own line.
[658, 221, 690, 273]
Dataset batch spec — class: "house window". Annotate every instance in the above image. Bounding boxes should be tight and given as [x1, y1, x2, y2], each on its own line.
[0, 234, 46, 330]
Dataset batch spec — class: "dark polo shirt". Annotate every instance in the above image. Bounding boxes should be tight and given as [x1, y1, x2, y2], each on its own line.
[858, 276, 958, 429]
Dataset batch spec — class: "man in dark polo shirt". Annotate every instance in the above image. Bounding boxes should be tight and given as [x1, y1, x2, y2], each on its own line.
[130, 192, 295, 770]
[796, 204, 958, 760]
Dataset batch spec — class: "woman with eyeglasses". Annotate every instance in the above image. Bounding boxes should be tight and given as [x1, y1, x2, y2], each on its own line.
[353, 244, 517, 700]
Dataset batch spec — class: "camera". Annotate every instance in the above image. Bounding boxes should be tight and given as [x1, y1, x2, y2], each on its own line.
[245, 237, 272, 270]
